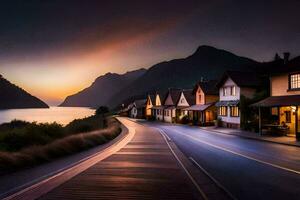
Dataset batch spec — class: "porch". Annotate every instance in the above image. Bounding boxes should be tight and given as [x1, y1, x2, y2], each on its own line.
[184, 103, 216, 126]
[251, 95, 300, 139]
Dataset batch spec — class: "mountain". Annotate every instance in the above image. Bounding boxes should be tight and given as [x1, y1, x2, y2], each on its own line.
[106, 45, 259, 108]
[60, 45, 259, 109]
[0, 75, 49, 109]
[60, 69, 147, 107]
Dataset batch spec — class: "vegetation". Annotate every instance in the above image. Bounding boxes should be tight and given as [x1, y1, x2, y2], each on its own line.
[0, 115, 121, 172]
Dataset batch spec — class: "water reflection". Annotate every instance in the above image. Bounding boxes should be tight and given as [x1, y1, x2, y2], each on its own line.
[0, 107, 95, 125]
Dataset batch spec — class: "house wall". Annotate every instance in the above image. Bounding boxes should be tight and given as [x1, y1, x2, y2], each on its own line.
[177, 92, 189, 107]
[155, 94, 161, 106]
[130, 107, 137, 118]
[156, 108, 164, 121]
[218, 77, 240, 127]
[205, 95, 219, 104]
[219, 107, 241, 125]
[164, 108, 176, 123]
[196, 87, 205, 105]
[219, 78, 240, 101]
[271, 73, 300, 96]
[145, 96, 153, 117]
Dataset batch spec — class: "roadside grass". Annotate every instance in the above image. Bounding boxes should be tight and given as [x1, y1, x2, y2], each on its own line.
[0, 117, 121, 172]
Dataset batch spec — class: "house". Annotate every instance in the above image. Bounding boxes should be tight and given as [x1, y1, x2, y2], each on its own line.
[175, 89, 195, 123]
[145, 94, 155, 119]
[150, 92, 164, 121]
[129, 99, 146, 118]
[184, 80, 219, 126]
[252, 54, 300, 139]
[215, 71, 262, 128]
[163, 88, 182, 123]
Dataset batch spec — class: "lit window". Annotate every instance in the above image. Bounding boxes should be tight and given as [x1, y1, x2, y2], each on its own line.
[230, 86, 236, 96]
[290, 73, 300, 89]
[230, 106, 239, 117]
[219, 106, 227, 116]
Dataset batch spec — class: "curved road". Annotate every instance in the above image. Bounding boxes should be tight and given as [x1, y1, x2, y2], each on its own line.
[144, 122, 300, 200]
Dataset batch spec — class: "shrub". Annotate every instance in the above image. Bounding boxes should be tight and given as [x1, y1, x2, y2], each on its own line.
[0, 118, 121, 172]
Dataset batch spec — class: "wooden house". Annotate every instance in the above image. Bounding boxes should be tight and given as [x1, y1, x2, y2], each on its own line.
[163, 88, 181, 123]
[216, 71, 261, 128]
[184, 80, 218, 126]
[252, 54, 300, 138]
[175, 89, 195, 123]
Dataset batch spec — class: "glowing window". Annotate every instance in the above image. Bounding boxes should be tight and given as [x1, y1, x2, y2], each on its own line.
[230, 106, 239, 117]
[219, 106, 227, 116]
[290, 73, 300, 89]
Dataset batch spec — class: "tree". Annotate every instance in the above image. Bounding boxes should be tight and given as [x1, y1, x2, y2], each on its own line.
[95, 106, 109, 116]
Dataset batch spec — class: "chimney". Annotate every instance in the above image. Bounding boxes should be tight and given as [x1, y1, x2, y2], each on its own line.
[283, 52, 290, 64]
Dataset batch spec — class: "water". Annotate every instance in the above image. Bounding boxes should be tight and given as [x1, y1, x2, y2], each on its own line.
[0, 107, 95, 125]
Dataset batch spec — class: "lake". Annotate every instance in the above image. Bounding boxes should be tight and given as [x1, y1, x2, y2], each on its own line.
[0, 107, 95, 125]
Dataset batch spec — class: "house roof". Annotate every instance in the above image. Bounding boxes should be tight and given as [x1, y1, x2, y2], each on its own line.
[193, 80, 218, 95]
[251, 95, 300, 107]
[184, 102, 215, 111]
[163, 88, 182, 105]
[182, 89, 196, 105]
[216, 71, 262, 88]
[134, 99, 147, 108]
[147, 94, 155, 105]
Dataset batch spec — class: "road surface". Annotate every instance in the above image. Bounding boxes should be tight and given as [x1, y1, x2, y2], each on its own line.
[144, 121, 300, 200]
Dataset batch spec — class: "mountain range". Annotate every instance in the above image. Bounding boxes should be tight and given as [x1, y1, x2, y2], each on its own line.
[60, 45, 259, 109]
[0, 75, 49, 109]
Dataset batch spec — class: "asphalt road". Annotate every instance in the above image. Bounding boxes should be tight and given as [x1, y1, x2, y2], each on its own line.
[145, 122, 300, 200]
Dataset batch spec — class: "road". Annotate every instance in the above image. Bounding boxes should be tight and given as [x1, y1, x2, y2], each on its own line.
[143, 121, 300, 200]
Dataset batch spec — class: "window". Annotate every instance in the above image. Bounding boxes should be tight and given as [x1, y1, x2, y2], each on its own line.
[219, 106, 227, 116]
[230, 86, 236, 96]
[222, 87, 227, 96]
[285, 111, 291, 123]
[230, 106, 239, 117]
[290, 73, 300, 89]
[181, 98, 185, 104]
[198, 94, 201, 103]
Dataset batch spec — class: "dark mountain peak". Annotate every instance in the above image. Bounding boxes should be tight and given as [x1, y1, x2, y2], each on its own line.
[0, 75, 49, 109]
[59, 68, 146, 107]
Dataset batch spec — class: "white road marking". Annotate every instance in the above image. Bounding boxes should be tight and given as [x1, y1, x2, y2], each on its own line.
[189, 157, 237, 200]
[164, 128, 300, 176]
[158, 129, 209, 200]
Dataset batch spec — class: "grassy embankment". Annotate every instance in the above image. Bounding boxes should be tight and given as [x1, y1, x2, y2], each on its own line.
[0, 113, 121, 172]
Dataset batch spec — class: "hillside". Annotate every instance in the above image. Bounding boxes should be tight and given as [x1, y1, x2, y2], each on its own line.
[0, 75, 49, 109]
[60, 45, 259, 109]
[107, 45, 258, 108]
[60, 69, 146, 107]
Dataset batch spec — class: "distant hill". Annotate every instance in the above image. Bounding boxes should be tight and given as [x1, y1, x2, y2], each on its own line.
[106, 45, 258, 108]
[0, 75, 49, 109]
[60, 69, 147, 107]
[60, 45, 259, 109]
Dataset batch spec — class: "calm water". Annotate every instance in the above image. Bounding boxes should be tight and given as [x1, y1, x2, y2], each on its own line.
[0, 107, 95, 125]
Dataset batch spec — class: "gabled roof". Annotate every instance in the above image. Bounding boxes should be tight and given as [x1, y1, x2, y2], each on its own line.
[216, 71, 261, 88]
[251, 95, 300, 107]
[134, 99, 147, 108]
[147, 94, 155, 105]
[163, 88, 182, 105]
[193, 80, 218, 95]
[182, 89, 196, 105]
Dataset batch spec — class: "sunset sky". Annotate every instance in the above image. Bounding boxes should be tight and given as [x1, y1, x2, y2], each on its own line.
[1, 0, 300, 105]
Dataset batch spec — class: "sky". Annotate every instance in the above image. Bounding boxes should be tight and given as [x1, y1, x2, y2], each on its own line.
[0, 0, 300, 105]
